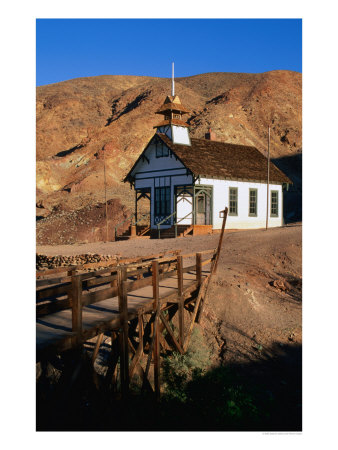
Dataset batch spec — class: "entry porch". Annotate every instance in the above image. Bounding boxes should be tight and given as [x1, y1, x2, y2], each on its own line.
[116, 185, 214, 240]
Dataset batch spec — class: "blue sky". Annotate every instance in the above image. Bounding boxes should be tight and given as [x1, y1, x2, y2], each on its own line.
[36, 19, 302, 86]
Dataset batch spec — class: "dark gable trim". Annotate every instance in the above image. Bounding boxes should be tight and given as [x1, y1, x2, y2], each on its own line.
[123, 134, 159, 183]
[124, 133, 194, 184]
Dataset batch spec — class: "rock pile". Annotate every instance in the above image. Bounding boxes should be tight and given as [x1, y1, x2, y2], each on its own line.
[36, 253, 119, 270]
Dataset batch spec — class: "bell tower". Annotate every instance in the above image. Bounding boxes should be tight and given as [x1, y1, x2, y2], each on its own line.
[154, 63, 191, 146]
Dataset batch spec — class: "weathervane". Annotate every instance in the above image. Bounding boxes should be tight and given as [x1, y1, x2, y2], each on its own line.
[171, 62, 175, 97]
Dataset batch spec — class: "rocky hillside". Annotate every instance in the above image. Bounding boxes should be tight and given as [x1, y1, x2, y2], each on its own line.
[36, 71, 302, 242]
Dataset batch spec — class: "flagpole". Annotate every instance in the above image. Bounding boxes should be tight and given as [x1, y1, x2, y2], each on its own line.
[103, 147, 109, 242]
[266, 126, 270, 230]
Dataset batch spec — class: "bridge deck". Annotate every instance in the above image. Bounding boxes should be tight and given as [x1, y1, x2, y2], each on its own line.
[36, 267, 209, 355]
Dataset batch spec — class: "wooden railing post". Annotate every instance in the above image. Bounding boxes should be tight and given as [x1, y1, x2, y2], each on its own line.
[196, 252, 203, 287]
[152, 260, 160, 400]
[118, 267, 129, 396]
[177, 255, 184, 348]
[71, 271, 82, 338]
[111, 269, 118, 287]
[212, 207, 228, 274]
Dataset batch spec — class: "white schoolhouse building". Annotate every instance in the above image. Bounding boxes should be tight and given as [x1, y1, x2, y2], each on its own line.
[124, 79, 291, 238]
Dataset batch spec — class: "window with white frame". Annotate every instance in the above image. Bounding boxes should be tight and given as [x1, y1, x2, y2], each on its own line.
[249, 189, 258, 216]
[229, 187, 238, 216]
[270, 190, 279, 217]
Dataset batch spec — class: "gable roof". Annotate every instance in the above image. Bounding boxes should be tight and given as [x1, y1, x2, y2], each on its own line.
[124, 133, 291, 184]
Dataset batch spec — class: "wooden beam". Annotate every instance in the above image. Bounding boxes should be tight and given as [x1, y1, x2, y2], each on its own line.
[177, 255, 184, 347]
[118, 268, 129, 396]
[82, 286, 118, 306]
[91, 332, 104, 365]
[104, 331, 119, 390]
[160, 311, 184, 354]
[36, 265, 79, 277]
[129, 313, 144, 379]
[36, 282, 71, 301]
[36, 298, 71, 317]
[183, 277, 209, 352]
[212, 207, 228, 274]
[36, 275, 71, 288]
[71, 272, 82, 337]
[152, 261, 160, 400]
[196, 252, 202, 287]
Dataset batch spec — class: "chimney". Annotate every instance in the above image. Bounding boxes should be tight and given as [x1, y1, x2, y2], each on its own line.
[205, 128, 217, 141]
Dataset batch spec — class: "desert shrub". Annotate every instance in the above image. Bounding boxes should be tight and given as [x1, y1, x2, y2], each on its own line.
[160, 327, 263, 430]
[162, 327, 212, 401]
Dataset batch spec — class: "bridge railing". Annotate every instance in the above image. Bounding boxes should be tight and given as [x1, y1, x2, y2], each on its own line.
[36, 248, 217, 330]
[37, 208, 229, 400]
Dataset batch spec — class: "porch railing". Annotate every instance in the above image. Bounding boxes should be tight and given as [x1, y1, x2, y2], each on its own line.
[157, 211, 176, 239]
[157, 210, 194, 239]
[174, 211, 193, 238]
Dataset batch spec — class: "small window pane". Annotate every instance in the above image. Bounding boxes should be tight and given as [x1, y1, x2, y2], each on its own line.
[249, 189, 257, 216]
[197, 195, 205, 213]
[155, 187, 171, 217]
[270, 191, 279, 217]
[229, 188, 238, 215]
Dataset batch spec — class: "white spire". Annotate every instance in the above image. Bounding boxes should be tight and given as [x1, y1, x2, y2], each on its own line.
[171, 62, 175, 97]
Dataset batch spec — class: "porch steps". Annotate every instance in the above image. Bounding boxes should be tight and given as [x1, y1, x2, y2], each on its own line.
[115, 225, 152, 241]
[151, 225, 192, 239]
[116, 224, 211, 240]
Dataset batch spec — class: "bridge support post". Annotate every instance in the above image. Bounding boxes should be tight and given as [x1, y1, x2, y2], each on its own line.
[152, 261, 160, 400]
[196, 252, 202, 287]
[71, 271, 82, 343]
[118, 268, 129, 397]
[177, 255, 184, 348]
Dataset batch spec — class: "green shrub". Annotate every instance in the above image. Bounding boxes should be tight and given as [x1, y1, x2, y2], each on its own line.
[161, 327, 263, 430]
[162, 327, 212, 401]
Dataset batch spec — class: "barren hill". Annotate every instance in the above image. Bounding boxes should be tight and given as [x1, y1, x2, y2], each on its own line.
[36, 71, 302, 243]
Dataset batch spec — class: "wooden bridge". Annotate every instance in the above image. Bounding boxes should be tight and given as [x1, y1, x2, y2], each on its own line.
[36, 209, 228, 398]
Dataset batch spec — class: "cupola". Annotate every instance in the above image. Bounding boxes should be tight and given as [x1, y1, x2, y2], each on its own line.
[154, 63, 191, 146]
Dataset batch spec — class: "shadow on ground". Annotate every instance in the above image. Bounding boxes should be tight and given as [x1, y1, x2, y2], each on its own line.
[36, 341, 301, 432]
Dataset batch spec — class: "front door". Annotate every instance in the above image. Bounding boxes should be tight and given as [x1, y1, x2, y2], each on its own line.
[194, 186, 212, 225]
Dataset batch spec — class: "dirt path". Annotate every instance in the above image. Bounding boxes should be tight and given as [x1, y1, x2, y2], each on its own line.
[37, 224, 301, 258]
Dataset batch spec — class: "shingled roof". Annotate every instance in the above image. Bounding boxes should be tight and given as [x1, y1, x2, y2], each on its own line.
[157, 134, 291, 184]
[125, 133, 291, 184]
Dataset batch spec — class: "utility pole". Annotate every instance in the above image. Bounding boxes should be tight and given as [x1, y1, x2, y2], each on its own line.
[103, 147, 109, 242]
[265, 126, 270, 231]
